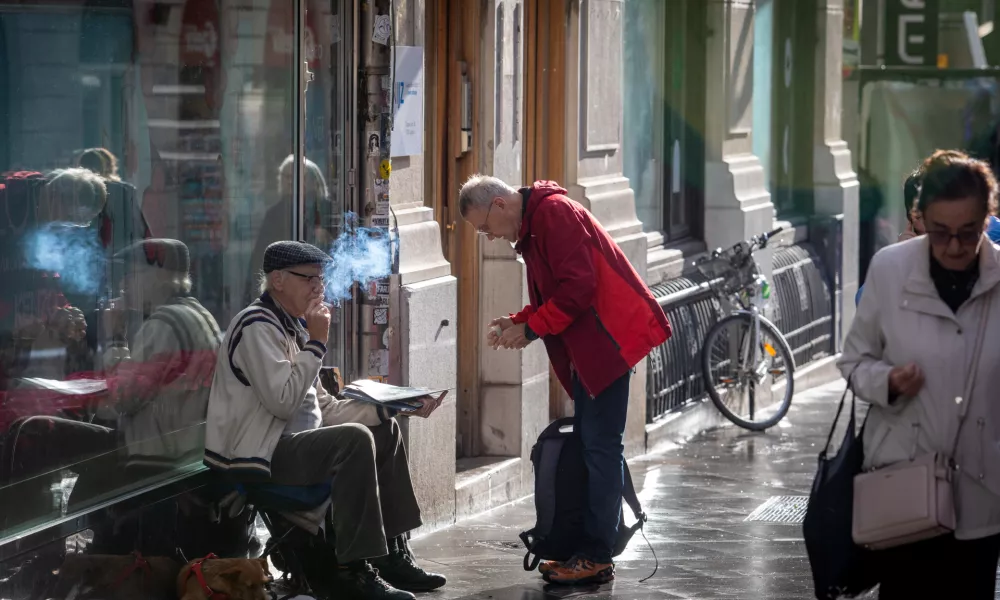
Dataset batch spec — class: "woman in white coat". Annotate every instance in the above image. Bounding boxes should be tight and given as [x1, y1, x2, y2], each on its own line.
[839, 149, 1000, 599]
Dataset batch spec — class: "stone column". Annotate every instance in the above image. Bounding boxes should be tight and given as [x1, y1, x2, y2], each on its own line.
[476, 0, 551, 509]
[703, 0, 774, 251]
[811, 0, 859, 344]
[563, 0, 647, 457]
[386, 0, 458, 533]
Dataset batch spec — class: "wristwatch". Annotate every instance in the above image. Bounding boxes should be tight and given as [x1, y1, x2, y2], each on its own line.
[524, 323, 539, 341]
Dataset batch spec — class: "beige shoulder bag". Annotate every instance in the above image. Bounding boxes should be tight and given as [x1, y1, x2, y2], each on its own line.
[852, 297, 991, 550]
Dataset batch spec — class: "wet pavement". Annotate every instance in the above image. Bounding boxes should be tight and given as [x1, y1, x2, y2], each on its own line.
[409, 381, 872, 600]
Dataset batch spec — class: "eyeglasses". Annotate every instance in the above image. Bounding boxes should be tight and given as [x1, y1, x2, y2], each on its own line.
[476, 203, 495, 235]
[285, 270, 325, 285]
[926, 229, 981, 247]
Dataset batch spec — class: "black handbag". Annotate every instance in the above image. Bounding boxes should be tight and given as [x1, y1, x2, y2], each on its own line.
[802, 379, 879, 599]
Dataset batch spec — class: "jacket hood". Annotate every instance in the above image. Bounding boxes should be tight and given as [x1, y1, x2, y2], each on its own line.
[516, 180, 569, 251]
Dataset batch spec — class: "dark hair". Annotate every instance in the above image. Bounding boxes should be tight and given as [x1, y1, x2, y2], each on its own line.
[78, 147, 120, 181]
[903, 170, 921, 223]
[916, 149, 998, 216]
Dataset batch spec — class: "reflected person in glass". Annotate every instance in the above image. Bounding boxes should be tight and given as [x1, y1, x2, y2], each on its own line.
[94, 239, 221, 478]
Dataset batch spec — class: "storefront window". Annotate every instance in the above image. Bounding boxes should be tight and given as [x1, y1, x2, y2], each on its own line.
[622, 0, 663, 233]
[752, 0, 774, 193]
[0, 0, 320, 541]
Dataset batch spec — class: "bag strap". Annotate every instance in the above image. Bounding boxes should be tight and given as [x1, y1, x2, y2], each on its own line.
[949, 295, 992, 461]
[622, 462, 645, 524]
[821, 365, 860, 457]
[538, 417, 574, 440]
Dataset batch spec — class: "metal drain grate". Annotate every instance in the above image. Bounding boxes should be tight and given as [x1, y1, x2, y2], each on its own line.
[744, 495, 809, 523]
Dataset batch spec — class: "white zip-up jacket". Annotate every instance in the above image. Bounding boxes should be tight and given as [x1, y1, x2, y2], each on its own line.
[204, 293, 391, 479]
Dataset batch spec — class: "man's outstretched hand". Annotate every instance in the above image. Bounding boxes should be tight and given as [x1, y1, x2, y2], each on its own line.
[486, 316, 512, 347]
[409, 391, 447, 419]
[497, 322, 530, 350]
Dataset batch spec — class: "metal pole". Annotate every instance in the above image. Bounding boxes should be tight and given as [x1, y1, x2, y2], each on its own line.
[359, 0, 393, 383]
[293, 0, 306, 241]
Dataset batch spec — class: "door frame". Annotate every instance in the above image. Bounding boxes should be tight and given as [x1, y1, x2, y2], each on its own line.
[428, 0, 484, 458]
[523, 0, 566, 185]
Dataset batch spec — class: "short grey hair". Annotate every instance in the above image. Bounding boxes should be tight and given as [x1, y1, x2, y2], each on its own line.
[175, 275, 193, 295]
[278, 154, 329, 201]
[137, 264, 192, 296]
[258, 271, 274, 295]
[258, 270, 291, 295]
[459, 174, 516, 217]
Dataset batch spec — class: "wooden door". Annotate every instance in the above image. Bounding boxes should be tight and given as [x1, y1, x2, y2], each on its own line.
[428, 0, 483, 457]
[523, 0, 568, 420]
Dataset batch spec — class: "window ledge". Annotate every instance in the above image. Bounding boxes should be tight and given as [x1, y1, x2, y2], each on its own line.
[646, 236, 706, 285]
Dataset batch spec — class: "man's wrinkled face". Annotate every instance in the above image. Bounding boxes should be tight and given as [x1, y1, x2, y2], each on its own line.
[463, 197, 518, 243]
[923, 197, 985, 271]
[272, 263, 325, 317]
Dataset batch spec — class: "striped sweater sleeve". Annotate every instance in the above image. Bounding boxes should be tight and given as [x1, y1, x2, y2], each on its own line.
[317, 378, 390, 427]
[231, 311, 324, 421]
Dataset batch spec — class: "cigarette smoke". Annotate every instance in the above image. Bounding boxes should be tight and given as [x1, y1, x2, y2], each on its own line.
[323, 211, 391, 303]
[22, 223, 105, 295]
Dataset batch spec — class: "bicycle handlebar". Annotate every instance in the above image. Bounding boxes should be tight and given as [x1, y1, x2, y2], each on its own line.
[695, 226, 786, 264]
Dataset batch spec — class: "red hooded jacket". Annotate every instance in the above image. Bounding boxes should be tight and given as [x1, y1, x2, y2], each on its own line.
[512, 181, 671, 397]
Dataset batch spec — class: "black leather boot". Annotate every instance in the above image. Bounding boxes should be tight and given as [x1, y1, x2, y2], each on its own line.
[370, 546, 447, 592]
[331, 561, 416, 600]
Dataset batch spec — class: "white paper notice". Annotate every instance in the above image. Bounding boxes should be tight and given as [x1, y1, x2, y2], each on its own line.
[390, 46, 424, 157]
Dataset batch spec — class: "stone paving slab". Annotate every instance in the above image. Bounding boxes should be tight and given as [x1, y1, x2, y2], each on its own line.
[406, 382, 894, 599]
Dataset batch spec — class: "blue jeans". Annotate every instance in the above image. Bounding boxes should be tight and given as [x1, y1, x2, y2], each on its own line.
[572, 371, 630, 564]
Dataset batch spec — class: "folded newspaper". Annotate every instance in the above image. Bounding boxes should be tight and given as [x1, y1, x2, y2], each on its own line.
[341, 379, 446, 413]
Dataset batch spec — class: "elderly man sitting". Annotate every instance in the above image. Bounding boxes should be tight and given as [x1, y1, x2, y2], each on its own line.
[204, 241, 445, 600]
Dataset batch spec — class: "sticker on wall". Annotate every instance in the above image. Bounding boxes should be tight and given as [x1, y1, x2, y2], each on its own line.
[368, 375, 388, 384]
[373, 307, 389, 325]
[381, 75, 392, 91]
[370, 215, 390, 228]
[331, 21, 341, 44]
[378, 159, 391, 180]
[367, 133, 381, 157]
[366, 281, 389, 301]
[374, 177, 388, 195]
[364, 200, 376, 217]
[382, 326, 392, 349]
[372, 14, 391, 46]
[376, 194, 390, 215]
[368, 348, 390, 376]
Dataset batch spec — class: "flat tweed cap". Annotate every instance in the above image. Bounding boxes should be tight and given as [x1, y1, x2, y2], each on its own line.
[115, 238, 190, 274]
[263, 240, 331, 273]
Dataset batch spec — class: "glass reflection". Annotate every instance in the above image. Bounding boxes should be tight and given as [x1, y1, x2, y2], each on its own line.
[0, 0, 303, 577]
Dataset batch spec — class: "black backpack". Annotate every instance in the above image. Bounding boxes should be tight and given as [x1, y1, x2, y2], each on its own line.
[519, 417, 648, 571]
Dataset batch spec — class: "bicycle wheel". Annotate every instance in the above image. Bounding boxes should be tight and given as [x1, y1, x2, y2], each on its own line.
[700, 312, 794, 431]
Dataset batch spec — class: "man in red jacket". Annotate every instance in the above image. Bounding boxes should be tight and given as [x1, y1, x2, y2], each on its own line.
[460, 176, 671, 585]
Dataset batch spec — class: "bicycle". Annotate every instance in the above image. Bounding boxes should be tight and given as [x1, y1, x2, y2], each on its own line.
[693, 227, 795, 431]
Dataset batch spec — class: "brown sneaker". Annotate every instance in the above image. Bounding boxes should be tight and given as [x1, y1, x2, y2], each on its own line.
[543, 556, 615, 585]
[538, 560, 563, 575]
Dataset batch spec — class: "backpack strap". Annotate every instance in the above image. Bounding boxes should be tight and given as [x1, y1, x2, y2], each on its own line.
[622, 461, 660, 583]
[622, 462, 646, 524]
[537, 417, 573, 440]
